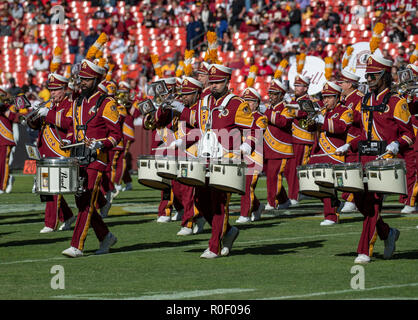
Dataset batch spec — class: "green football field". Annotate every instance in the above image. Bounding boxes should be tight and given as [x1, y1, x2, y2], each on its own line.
[1, 173, 418, 302]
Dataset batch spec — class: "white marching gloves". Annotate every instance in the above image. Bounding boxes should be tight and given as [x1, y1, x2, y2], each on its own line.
[385, 141, 400, 155]
[37, 106, 49, 118]
[314, 114, 324, 124]
[169, 139, 184, 148]
[335, 143, 350, 154]
[239, 142, 252, 155]
[258, 104, 267, 114]
[171, 100, 185, 113]
[133, 117, 143, 126]
[88, 140, 104, 150]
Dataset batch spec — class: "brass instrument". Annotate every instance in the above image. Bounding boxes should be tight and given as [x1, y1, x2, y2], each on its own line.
[21, 99, 51, 129]
[298, 101, 326, 129]
[116, 91, 132, 107]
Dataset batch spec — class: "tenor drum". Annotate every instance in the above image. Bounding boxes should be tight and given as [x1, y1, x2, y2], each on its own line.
[137, 155, 170, 190]
[312, 163, 335, 188]
[297, 164, 334, 198]
[156, 156, 178, 180]
[176, 159, 207, 186]
[333, 162, 364, 193]
[365, 159, 407, 195]
[35, 157, 80, 195]
[208, 160, 246, 195]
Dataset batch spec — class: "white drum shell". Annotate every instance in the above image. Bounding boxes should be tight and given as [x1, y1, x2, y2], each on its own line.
[137, 156, 171, 190]
[176, 160, 207, 186]
[208, 162, 246, 195]
[312, 164, 334, 188]
[36, 157, 79, 195]
[297, 166, 334, 198]
[156, 157, 178, 180]
[365, 161, 407, 195]
[333, 163, 364, 193]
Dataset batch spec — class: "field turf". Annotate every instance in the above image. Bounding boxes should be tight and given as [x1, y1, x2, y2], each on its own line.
[1, 173, 418, 304]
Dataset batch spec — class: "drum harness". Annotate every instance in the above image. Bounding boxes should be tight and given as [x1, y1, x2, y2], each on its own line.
[72, 93, 108, 166]
[359, 91, 392, 159]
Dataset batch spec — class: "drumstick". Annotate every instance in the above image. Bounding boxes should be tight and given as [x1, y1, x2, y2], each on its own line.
[310, 152, 337, 158]
[61, 138, 107, 149]
[376, 151, 390, 160]
[152, 146, 174, 151]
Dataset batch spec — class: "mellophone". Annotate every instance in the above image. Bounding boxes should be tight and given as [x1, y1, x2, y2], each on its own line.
[297, 158, 407, 198]
[137, 155, 247, 195]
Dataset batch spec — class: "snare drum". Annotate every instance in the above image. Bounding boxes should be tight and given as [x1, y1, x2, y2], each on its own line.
[176, 159, 207, 186]
[36, 157, 80, 195]
[365, 159, 407, 195]
[137, 155, 170, 190]
[156, 156, 178, 180]
[208, 160, 246, 195]
[312, 163, 334, 188]
[333, 162, 364, 193]
[297, 164, 334, 198]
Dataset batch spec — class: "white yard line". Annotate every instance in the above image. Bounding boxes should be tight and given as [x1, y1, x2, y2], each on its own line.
[264, 282, 418, 300]
[52, 288, 255, 300]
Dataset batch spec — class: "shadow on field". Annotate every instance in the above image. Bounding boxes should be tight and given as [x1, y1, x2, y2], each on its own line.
[186, 240, 326, 256]
[0, 212, 42, 220]
[104, 218, 155, 227]
[0, 236, 71, 247]
[107, 239, 205, 254]
[0, 217, 44, 225]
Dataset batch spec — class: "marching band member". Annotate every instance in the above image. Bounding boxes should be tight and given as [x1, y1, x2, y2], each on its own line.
[307, 81, 353, 226]
[147, 77, 185, 223]
[196, 61, 211, 98]
[397, 64, 418, 213]
[284, 74, 314, 206]
[154, 77, 205, 235]
[336, 54, 415, 264]
[32, 54, 76, 233]
[337, 69, 364, 213]
[263, 80, 295, 212]
[38, 55, 123, 258]
[172, 64, 260, 258]
[0, 88, 17, 194]
[236, 87, 267, 223]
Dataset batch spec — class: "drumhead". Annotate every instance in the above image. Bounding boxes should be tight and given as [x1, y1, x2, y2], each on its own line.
[333, 162, 362, 171]
[37, 157, 79, 167]
[312, 163, 333, 169]
[137, 155, 156, 160]
[297, 164, 315, 171]
[365, 159, 406, 171]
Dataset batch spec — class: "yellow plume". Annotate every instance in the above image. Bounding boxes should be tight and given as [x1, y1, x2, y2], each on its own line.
[246, 65, 258, 88]
[342, 46, 353, 69]
[410, 44, 418, 64]
[184, 49, 194, 76]
[151, 54, 163, 78]
[296, 53, 306, 74]
[370, 23, 385, 54]
[98, 58, 107, 68]
[86, 32, 108, 61]
[176, 61, 185, 77]
[324, 57, 334, 80]
[106, 63, 115, 81]
[50, 46, 63, 73]
[274, 59, 288, 79]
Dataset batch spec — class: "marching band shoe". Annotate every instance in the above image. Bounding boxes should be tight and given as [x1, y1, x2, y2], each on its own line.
[62, 246, 83, 258]
[236, 216, 250, 224]
[383, 228, 400, 259]
[264, 203, 275, 211]
[40, 226, 55, 233]
[59, 216, 77, 231]
[320, 219, 336, 226]
[341, 201, 358, 213]
[157, 215, 171, 223]
[221, 226, 240, 256]
[122, 182, 132, 191]
[401, 205, 417, 214]
[290, 199, 299, 206]
[171, 209, 184, 221]
[354, 254, 371, 264]
[177, 227, 193, 236]
[277, 199, 291, 210]
[200, 248, 218, 259]
[95, 232, 117, 255]
[0, 190, 4, 194]
[5, 175, 14, 194]
[100, 201, 112, 218]
[193, 217, 206, 234]
[251, 203, 264, 222]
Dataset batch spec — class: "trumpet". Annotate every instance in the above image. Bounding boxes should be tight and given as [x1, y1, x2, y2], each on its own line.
[299, 106, 327, 129]
[21, 99, 51, 129]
